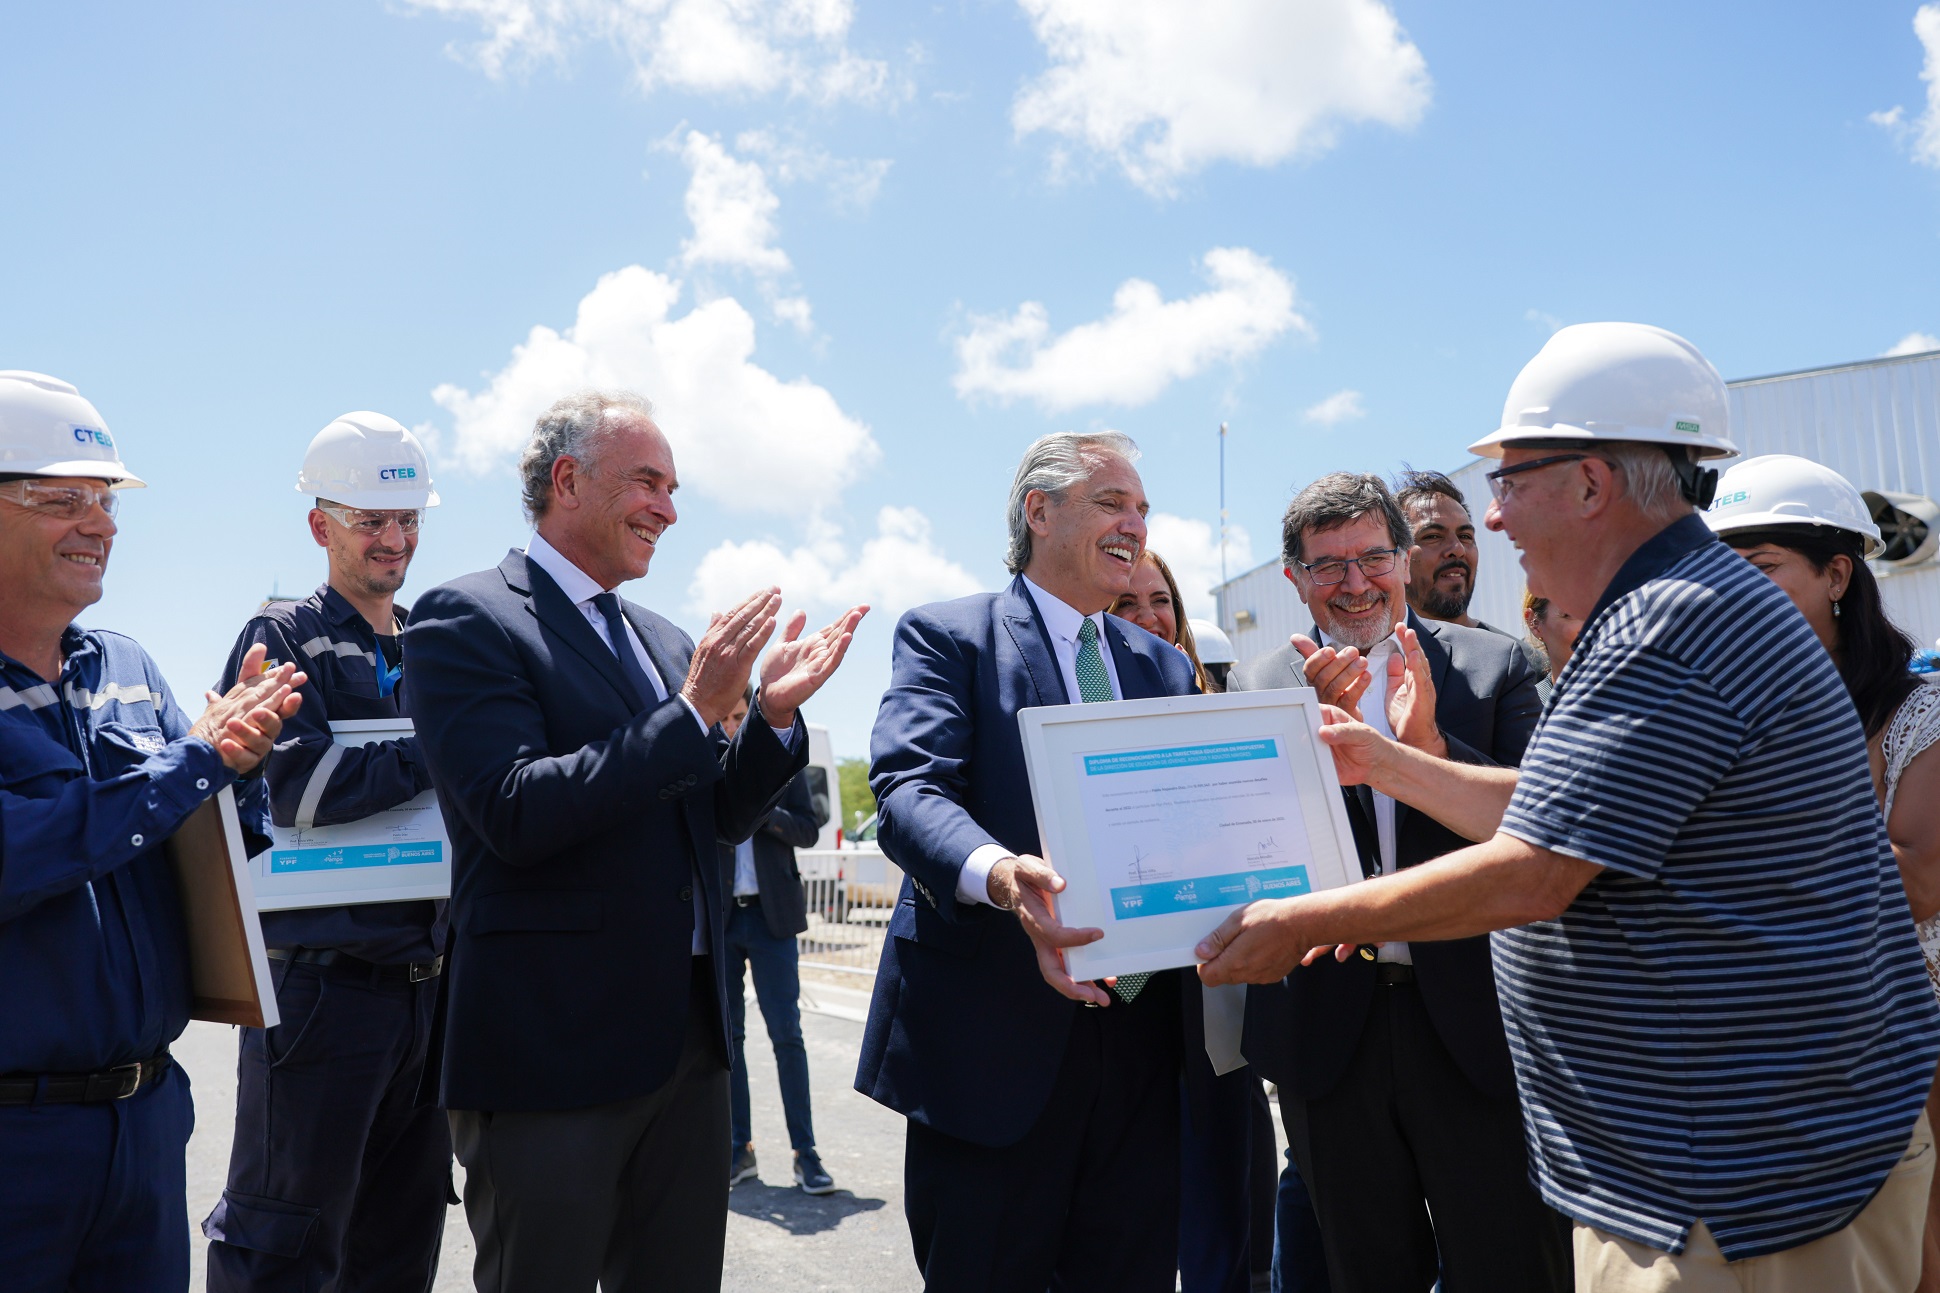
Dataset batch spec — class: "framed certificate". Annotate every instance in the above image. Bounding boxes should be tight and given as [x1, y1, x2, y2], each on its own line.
[252, 719, 451, 910]
[1019, 690, 1359, 981]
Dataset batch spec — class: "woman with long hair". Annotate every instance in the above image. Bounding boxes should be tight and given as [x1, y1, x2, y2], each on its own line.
[1110, 549, 1211, 693]
[1709, 454, 1940, 1287]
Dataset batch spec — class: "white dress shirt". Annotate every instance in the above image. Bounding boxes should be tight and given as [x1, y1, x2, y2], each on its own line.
[956, 576, 1126, 907]
[733, 837, 760, 898]
[1320, 625, 1410, 965]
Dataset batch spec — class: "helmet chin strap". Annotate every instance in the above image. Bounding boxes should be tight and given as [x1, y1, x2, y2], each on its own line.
[1666, 448, 1720, 509]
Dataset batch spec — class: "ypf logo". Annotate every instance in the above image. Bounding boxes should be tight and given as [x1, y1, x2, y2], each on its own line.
[378, 465, 418, 481]
[71, 426, 114, 448]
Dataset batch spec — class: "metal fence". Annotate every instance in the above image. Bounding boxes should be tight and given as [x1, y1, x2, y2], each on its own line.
[795, 849, 901, 977]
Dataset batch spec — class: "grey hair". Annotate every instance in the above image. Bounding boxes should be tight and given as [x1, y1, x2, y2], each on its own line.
[1004, 431, 1141, 574]
[1587, 443, 1685, 522]
[1280, 472, 1413, 567]
[518, 389, 656, 522]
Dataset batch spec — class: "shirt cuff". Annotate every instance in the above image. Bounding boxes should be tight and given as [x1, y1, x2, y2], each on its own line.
[959, 843, 1013, 907]
[678, 694, 709, 736]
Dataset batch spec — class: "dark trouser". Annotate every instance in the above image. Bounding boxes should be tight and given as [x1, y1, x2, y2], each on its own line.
[448, 956, 730, 1293]
[1179, 1065, 1277, 1293]
[0, 1060, 193, 1293]
[204, 958, 449, 1293]
[904, 972, 1183, 1293]
[1282, 982, 1570, 1293]
[1271, 1146, 1331, 1293]
[723, 899, 815, 1153]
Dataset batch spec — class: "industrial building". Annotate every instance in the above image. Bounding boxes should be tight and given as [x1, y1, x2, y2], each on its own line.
[1212, 347, 1940, 665]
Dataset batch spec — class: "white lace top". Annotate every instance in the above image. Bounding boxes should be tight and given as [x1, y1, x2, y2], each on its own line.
[1887, 677, 1940, 1001]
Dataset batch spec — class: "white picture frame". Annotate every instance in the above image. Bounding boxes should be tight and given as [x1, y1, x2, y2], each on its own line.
[1018, 689, 1360, 982]
[252, 719, 451, 910]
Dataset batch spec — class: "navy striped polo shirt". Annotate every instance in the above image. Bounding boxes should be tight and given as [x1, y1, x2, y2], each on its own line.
[1496, 513, 1940, 1260]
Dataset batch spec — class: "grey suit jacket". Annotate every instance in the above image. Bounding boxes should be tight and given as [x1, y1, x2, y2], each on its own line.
[1230, 611, 1542, 1100]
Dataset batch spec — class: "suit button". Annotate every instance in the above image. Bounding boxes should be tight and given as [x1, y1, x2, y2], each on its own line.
[684, 775, 697, 787]
[679, 885, 693, 902]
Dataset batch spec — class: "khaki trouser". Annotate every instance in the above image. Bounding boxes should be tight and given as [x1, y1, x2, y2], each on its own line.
[1575, 1112, 1935, 1293]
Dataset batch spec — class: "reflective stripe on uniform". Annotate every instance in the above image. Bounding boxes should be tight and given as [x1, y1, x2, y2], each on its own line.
[298, 636, 376, 667]
[0, 683, 59, 712]
[63, 681, 167, 711]
[293, 742, 348, 831]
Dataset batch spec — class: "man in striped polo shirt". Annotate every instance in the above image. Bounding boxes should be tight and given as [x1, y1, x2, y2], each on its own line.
[1197, 323, 1940, 1290]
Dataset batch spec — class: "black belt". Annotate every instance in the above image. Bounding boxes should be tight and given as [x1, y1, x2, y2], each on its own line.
[0, 1051, 172, 1105]
[1374, 961, 1415, 985]
[733, 893, 761, 907]
[268, 948, 444, 984]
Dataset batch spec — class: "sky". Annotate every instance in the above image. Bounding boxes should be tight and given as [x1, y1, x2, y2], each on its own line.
[4, 0, 1939, 758]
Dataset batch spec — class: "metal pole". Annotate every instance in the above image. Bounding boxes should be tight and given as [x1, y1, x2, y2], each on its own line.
[1218, 422, 1228, 585]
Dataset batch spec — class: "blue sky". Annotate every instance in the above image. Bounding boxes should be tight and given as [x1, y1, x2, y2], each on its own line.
[5, 0, 1938, 758]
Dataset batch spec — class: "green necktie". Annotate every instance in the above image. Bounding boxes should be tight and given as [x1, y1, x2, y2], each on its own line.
[1075, 619, 1148, 1003]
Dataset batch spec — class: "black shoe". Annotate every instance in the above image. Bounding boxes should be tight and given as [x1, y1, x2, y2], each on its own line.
[793, 1148, 836, 1195]
[729, 1144, 758, 1187]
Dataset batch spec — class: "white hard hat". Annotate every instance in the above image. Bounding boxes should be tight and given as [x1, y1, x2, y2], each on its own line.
[1703, 454, 1883, 558]
[1190, 618, 1237, 664]
[296, 412, 439, 510]
[1469, 323, 1738, 461]
[0, 371, 145, 488]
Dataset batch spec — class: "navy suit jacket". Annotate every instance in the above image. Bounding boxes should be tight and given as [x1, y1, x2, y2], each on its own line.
[406, 550, 806, 1112]
[1230, 613, 1541, 1101]
[854, 576, 1200, 1148]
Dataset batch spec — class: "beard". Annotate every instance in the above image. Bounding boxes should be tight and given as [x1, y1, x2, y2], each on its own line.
[1413, 563, 1473, 620]
[1318, 589, 1395, 653]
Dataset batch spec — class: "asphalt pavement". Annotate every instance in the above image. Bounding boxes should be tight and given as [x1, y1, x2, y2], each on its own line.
[179, 976, 921, 1292]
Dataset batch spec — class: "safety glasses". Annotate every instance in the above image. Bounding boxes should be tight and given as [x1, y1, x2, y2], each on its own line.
[0, 479, 118, 520]
[318, 506, 423, 536]
[1485, 454, 1588, 502]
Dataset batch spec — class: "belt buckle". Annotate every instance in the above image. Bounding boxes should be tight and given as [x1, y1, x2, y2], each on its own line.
[109, 1061, 144, 1099]
[407, 960, 437, 984]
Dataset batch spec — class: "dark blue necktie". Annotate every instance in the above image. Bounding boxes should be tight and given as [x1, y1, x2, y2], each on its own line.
[591, 592, 658, 712]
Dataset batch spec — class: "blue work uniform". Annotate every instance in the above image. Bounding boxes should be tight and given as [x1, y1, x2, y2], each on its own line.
[202, 584, 452, 1292]
[0, 626, 264, 1293]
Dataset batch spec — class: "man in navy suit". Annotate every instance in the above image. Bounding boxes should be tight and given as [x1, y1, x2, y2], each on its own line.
[405, 390, 865, 1293]
[856, 430, 1200, 1292]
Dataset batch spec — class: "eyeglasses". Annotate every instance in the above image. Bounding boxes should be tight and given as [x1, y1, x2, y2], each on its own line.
[0, 480, 118, 520]
[1485, 454, 1587, 502]
[318, 506, 423, 536]
[1297, 548, 1401, 587]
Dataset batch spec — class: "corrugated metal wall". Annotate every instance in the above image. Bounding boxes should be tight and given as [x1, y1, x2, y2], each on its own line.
[1214, 350, 1940, 665]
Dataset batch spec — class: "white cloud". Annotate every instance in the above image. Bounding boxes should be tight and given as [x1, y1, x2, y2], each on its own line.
[1012, 0, 1430, 192]
[953, 247, 1308, 411]
[1886, 331, 1940, 356]
[687, 505, 982, 619]
[1873, 4, 1940, 167]
[1302, 389, 1365, 426]
[735, 130, 892, 211]
[402, 0, 891, 104]
[1143, 513, 1254, 614]
[424, 265, 878, 511]
[771, 295, 815, 332]
[678, 131, 790, 275]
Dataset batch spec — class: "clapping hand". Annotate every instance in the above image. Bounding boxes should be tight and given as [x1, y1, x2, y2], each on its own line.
[1290, 634, 1372, 720]
[1385, 624, 1446, 756]
[756, 604, 869, 729]
[682, 589, 783, 728]
[190, 643, 305, 775]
